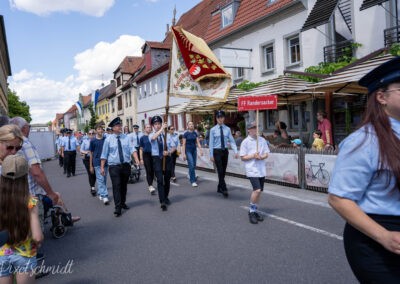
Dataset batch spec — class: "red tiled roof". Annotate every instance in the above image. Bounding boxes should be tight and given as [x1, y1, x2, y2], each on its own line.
[82, 95, 91, 107]
[205, 0, 297, 43]
[98, 81, 117, 101]
[135, 62, 169, 84]
[114, 56, 143, 75]
[144, 41, 170, 50]
[56, 113, 64, 120]
[65, 105, 77, 114]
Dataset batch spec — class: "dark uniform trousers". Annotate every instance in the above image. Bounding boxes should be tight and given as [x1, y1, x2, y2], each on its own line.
[82, 156, 96, 187]
[152, 156, 172, 204]
[213, 149, 229, 192]
[171, 152, 178, 178]
[64, 150, 76, 175]
[109, 163, 131, 210]
[59, 153, 63, 167]
[143, 152, 154, 186]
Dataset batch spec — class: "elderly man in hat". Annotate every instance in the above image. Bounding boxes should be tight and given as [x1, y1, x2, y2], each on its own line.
[240, 123, 270, 224]
[61, 129, 78, 178]
[100, 117, 139, 217]
[149, 115, 176, 211]
[209, 110, 238, 197]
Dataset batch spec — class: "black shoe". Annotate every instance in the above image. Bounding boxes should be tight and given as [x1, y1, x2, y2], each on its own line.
[222, 190, 228, 198]
[90, 189, 96, 196]
[36, 253, 45, 262]
[160, 203, 167, 211]
[67, 174, 71, 178]
[72, 173, 75, 176]
[121, 204, 130, 210]
[151, 190, 156, 196]
[114, 210, 121, 217]
[165, 198, 171, 205]
[249, 212, 258, 224]
[255, 212, 264, 222]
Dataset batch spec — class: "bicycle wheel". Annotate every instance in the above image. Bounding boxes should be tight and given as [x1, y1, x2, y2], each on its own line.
[317, 169, 330, 186]
[305, 168, 313, 183]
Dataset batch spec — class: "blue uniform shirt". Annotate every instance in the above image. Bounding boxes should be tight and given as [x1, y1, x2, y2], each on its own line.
[80, 137, 91, 156]
[61, 135, 78, 151]
[100, 133, 135, 165]
[329, 117, 400, 216]
[170, 133, 179, 149]
[149, 132, 175, 157]
[209, 124, 238, 157]
[139, 135, 152, 153]
[128, 131, 143, 148]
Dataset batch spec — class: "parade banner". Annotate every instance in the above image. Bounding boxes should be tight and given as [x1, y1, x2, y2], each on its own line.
[265, 153, 299, 185]
[304, 154, 337, 188]
[169, 26, 231, 101]
[238, 95, 278, 111]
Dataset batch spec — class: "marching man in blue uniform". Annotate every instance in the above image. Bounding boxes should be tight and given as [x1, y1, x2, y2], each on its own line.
[61, 129, 78, 178]
[100, 117, 139, 217]
[209, 110, 238, 197]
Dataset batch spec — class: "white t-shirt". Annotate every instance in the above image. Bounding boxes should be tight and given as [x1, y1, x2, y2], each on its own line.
[240, 136, 270, 177]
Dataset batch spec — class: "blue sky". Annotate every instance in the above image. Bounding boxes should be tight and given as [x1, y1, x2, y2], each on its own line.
[1, 0, 200, 123]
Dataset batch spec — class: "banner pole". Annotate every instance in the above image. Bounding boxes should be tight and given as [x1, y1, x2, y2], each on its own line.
[256, 109, 259, 153]
[163, 28, 175, 171]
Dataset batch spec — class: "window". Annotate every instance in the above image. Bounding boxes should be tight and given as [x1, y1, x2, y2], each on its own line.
[287, 35, 301, 65]
[289, 105, 306, 129]
[234, 67, 244, 81]
[154, 79, 158, 94]
[118, 96, 123, 110]
[138, 86, 142, 100]
[125, 93, 128, 108]
[160, 76, 164, 92]
[262, 44, 275, 72]
[111, 100, 115, 113]
[129, 91, 132, 106]
[144, 84, 147, 98]
[265, 110, 279, 130]
[267, 0, 277, 4]
[222, 5, 234, 28]
[149, 81, 153, 96]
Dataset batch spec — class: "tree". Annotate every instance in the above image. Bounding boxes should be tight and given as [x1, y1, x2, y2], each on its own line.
[88, 102, 97, 130]
[7, 88, 32, 122]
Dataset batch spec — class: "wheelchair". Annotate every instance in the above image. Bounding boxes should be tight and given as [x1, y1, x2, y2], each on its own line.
[128, 162, 141, 184]
[42, 195, 74, 239]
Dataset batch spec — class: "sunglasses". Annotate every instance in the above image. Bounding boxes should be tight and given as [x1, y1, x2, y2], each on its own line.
[88, 132, 95, 135]
[6, 145, 22, 151]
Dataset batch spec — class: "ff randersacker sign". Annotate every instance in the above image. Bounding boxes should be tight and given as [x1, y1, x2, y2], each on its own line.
[237, 95, 278, 111]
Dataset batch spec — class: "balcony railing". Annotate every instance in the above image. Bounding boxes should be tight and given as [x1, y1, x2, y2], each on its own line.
[323, 40, 354, 63]
[384, 25, 400, 47]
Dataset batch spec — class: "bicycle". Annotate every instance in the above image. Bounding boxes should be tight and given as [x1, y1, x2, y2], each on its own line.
[305, 160, 330, 186]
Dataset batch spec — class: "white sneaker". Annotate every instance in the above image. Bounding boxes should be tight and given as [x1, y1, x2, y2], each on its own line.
[192, 182, 198, 187]
[103, 197, 109, 205]
[98, 196, 103, 201]
[148, 185, 156, 192]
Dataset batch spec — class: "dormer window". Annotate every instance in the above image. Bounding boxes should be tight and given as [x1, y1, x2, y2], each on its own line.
[222, 5, 234, 28]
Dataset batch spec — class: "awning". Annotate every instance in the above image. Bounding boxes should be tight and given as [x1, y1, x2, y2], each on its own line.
[308, 54, 394, 94]
[360, 0, 389, 11]
[301, 0, 339, 32]
[167, 75, 319, 114]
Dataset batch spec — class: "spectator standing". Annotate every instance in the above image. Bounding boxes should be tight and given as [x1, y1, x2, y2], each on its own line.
[311, 130, 325, 151]
[317, 110, 333, 147]
[328, 57, 400, 282]
[240, 124, 270, 224]
[209, 110, 238, 197]
[234, 130, 243, 148]
[182, 121, 203, 187]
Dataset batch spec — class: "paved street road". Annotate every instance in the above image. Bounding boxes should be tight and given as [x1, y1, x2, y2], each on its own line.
[38, 159, 357, 284]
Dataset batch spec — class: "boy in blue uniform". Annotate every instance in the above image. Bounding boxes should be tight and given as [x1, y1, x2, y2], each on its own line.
[149, 116, 176, 211]
[209, 110, 238, 197]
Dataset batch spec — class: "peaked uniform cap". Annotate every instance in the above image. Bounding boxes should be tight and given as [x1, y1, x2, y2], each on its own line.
[109, 117, 122, 127]
[359, 57, 400, 93]
[215, 110, 225, 117]
[151, 116, 162, 125]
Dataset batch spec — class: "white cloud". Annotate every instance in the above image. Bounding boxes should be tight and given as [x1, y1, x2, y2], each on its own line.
[9, 35, 145, 123]
[9, 0, 115, 17]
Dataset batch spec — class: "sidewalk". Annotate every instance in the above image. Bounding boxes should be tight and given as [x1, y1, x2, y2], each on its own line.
[174, 165, 330, 209]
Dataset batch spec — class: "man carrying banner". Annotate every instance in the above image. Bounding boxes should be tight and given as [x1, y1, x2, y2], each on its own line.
[209, 110, 238, 197]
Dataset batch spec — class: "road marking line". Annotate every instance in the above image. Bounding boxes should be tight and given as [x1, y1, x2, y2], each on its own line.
[241, 206, 343, 241]
[170, 182, 180, 187]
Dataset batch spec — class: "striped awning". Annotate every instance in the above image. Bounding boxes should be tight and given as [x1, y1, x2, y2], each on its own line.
[360, 0, 389, 11]
[309, 54, 394, 94]
[167, 75, 318, 114]
[301, 0, 339, 32]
